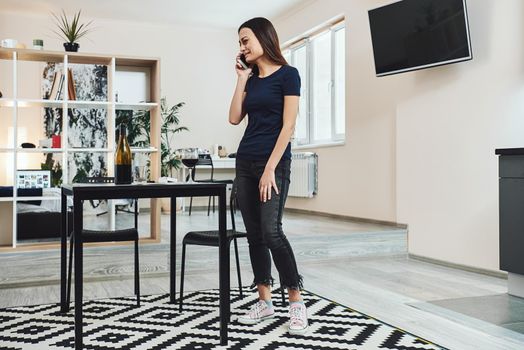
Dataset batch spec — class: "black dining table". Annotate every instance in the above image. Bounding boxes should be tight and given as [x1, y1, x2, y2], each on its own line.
[60, 182, 230, 349]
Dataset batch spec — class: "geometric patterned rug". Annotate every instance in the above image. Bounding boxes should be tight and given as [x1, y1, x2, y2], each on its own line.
[0, 287, 447, 349]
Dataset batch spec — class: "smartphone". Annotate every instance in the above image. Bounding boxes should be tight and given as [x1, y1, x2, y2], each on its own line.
[238, 54, 249, 70]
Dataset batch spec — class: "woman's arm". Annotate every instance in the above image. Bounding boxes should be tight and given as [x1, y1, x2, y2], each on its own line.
[229, 79, 248, 125]
[229, 54, 252, 125]
[259, 95, 299, 202]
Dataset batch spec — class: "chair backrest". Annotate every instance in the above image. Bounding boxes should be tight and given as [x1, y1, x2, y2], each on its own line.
[196, 154, 213, 166]
[191, 154, 214, 181]
[82, 176, 137, 227]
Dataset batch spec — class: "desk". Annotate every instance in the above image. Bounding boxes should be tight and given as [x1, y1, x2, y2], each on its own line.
[60, 182, 230, 349]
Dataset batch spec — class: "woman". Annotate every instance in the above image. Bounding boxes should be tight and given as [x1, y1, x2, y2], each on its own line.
[228, 17, 308, 334]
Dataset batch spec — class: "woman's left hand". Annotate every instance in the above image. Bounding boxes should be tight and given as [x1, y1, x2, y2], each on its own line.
[259, 167, 279, 202]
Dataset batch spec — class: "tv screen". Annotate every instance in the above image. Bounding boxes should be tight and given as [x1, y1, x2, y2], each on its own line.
[368, 0, 472, 76]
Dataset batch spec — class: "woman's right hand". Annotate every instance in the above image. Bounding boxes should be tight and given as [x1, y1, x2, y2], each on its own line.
[235, 52, 252, 78]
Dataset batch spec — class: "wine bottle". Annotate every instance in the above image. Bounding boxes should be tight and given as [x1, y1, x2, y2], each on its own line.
[115, 123, 132, 184]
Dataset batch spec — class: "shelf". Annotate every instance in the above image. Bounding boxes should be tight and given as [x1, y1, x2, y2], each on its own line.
[115, 102, 158, 111]
[16, 148, 64, 153]
[115, 56, 159, 67]
[0, 48, 13, 60]
[131, 147, 158, 153]
[67, 53, 113, 65]
[0, 98, 64, 108]
[0, 47, 161, 251]
[0, 98, 15, 107]
[16, 49, 64, 63]
[16, 99, 63, 108]
[2, 99, 156, 110]
[68, 148, 111, 153]
[67, 100, 111, 109]
[0, 48, 63, 63]
[15, 196, 61, 202]
[0, 48, 160, 67]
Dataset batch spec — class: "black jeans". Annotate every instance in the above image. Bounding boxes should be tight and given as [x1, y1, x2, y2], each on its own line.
[235, 158, 303, 291]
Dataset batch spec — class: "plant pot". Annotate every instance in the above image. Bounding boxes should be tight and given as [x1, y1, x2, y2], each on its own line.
[64, 42, 79, 52]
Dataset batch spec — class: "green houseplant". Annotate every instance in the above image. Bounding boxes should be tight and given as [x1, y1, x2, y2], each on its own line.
[116, 97, 188, 178]
[52, 10, 93, 52]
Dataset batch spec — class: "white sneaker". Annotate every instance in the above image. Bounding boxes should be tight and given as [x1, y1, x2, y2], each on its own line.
[288, 302, 308, 334]
[237, 300, 275, 325]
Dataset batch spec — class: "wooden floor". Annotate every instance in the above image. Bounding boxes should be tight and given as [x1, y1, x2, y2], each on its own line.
[0, 209, 523, 350]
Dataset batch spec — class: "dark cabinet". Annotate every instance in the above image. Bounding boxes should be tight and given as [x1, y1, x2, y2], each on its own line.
[496, 149, 524, 274]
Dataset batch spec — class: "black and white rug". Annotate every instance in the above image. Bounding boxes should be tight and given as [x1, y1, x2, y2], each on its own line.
[0, 287, 446, 349]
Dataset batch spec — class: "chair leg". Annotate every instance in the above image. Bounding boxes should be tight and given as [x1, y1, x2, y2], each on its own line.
[207, 196, 211, 216]
[212, 195, 215, 213]
[134, 199, 138, 229]
[189, 197, 193, 216]
[66, 233, 74, 311]
[179, 243, 187, 312]
[135, 239, 140, 307]
[233, 238, 243, 298]
[280, 277, 286, 307]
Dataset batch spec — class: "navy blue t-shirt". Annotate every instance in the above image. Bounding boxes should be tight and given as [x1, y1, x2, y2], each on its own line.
[237, 65, 301, 161]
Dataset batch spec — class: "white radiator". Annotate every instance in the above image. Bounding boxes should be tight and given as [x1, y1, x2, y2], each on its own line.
[289, 152, 318, 198]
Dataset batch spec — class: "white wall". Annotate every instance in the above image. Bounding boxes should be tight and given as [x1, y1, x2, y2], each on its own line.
[276, 0, 524, 272]
[275, 0, 406, 222]
[396, 0, 524, 271]
[0, 10, 244, 168]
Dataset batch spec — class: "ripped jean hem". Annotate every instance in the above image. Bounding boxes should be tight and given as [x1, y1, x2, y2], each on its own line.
[279, 274, 304, 291]
[249, 277, 275, 289]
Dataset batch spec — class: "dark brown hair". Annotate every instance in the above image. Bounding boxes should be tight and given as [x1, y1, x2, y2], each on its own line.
[238, 17, 288, 75]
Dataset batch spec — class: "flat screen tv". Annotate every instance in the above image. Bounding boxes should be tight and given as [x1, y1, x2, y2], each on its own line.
[368, 0, 472, 77]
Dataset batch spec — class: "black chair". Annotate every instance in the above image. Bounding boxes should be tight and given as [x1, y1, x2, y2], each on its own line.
[66, 176, 141, 310]
[86, 177, 135, 216]
[179, 181, 285, 311]
[188, 154, 234, 216]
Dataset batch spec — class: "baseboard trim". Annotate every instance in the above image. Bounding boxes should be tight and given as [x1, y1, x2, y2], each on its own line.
[409, 253, 507, 279]
[284, 208, 407, 228]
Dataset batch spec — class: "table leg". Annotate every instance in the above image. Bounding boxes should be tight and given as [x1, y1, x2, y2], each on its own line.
[218, 187, 229, 345]
[60, 192, 67, 313]
[170, 196, 177, 304]
[74, 199, 83, 350]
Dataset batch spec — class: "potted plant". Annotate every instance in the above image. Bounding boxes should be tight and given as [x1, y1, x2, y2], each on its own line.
[52, 10, 93, 52]
[116, 97, 188, 177]
[116, 98, 188, 212]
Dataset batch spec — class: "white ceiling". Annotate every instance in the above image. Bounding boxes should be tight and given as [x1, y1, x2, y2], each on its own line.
[0, 0, 312, 29]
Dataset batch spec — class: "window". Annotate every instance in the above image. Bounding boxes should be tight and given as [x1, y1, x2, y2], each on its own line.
[283, 21, 345, 147]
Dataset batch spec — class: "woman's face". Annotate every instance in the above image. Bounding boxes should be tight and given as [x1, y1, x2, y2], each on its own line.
[238, 27, 263, 63]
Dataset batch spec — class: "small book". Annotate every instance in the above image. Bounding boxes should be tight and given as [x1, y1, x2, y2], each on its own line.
[67, 68, 76, 100]
[49, 71, 62, 100]
[46, 72, 57, 100]
[55, 73, 65, 100]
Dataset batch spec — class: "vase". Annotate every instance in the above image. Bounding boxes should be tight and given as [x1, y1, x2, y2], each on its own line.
[63, 42, 79, 52]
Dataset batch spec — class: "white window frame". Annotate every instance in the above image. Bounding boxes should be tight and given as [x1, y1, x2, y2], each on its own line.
[284, 20, 345, 148]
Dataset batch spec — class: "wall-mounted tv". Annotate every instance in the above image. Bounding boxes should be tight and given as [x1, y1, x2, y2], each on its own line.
[368, 0, 472, 77]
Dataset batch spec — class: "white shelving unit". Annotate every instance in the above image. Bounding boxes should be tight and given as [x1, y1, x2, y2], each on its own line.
[0, 48, 161, 250]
